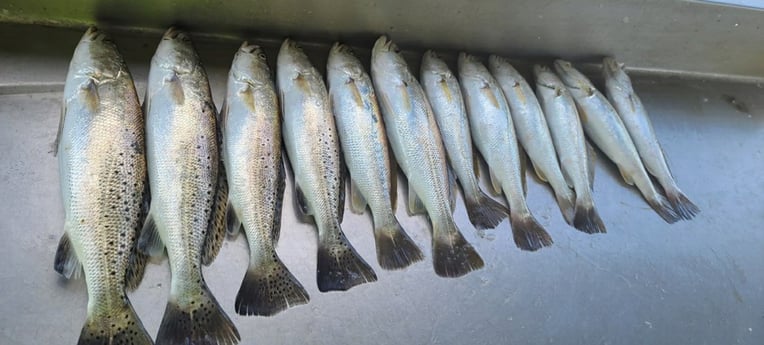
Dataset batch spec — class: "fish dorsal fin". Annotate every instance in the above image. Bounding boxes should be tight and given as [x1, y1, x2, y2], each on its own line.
[407, 183, 427, 216]
[272, 160, 286, 244]
[489, 167, 502, 196]
[389, 148, 399, 210]
[54, 232, 81, 280]
[137, 211, 164, 257]
[225, 200, 242, 238]
[349, 176, 367, 215]
[337, 152, 346, 223]
[586, 141, 597, 189]
[53, 101, 67, 156]
[125, 182, 151, 290]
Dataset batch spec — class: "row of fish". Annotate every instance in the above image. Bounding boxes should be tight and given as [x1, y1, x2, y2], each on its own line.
[53, 26, 698, 345]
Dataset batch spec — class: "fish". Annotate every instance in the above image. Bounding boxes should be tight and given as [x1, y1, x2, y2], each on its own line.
[602, 57, 699, 220]
[277, 39, 377, 291]
[139, 27, 239, 345]
[554, 59, 679, 224]
[489, 55, 576, 225]
[53, 26, 153, 345]
[371, 36, 484, 277]
[458, 53, 553, 251]
[327, 42, 424, 270]
[534, 65, 606, 234]
[221, 42, 310, 316]
[420, 50, 509, 230]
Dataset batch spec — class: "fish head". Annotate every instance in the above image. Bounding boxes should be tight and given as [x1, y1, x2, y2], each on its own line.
[327, 42, 365, 81]
[230, 42, 272, 88]
[488, 55, 522, 84]
[533, 64, 565, 97]
[553, 59, 591, 89]
[602, 56, 630, 85]
[421, 50, 455, 82]
[371, 36, 409, 75]
[277, 39, 321, 81]
[457, 52, 493, 86]
[151, 27, 198, 76]
[68, 27, 125, 82]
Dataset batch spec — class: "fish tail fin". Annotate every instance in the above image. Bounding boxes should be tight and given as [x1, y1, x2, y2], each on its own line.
[464, 191, 509, 229]
[77, 298, 153, 345]
[649, 195, 681, 224]
[156, 281, 240, 345]
[666, 188, 699, 220]
[235, 251, 310, 316]
[509, 213, 554, 251]
[572, 201, 607, 234]
[432, 219, 484, 277]
[317, 226, 377, 292]
[373, 217, 424, 270]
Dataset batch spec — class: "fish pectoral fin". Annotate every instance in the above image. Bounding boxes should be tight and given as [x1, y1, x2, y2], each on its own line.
[448, 167, 458, 213]
[586, 140, 597, 189]
[628, 94, 638, 113]
[53, 232, 81, 280]
[406, 184, 427, 216]
[349, 177, 368, 215]
[225, 201, 242, 238]
[202, 162, 228, 266]
[80, 78, 100, 113]
[164, 72, 185, 104]
[389, 150, 399, 210]
[137, 211, 165, 258]
[618, 166, 635, 186]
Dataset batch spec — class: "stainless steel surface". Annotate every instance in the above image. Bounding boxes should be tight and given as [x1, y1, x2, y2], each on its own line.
[1, 23, 763, 344]
[2, 1, 764, 80]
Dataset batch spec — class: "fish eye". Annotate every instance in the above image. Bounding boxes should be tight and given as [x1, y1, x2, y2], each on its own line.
[258, 52, 267, 60]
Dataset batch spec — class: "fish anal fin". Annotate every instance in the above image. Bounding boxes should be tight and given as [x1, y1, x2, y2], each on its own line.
[532, 161, 547, 182]
[137, 211, 164, 257]
[489, 168, 502, 197]
[54, 232, 81, 280]
[203, 160, 228, 266]
[618, 166, 635, 186]
[349, 177, 368, 215]
[225, 201, 242, 238]
[406, 183, 427, 216]
[294, 182, 313, 222]
[519, 146, 528, 196]
[586, 140, 597, 188]
[448, 167, 457, 213]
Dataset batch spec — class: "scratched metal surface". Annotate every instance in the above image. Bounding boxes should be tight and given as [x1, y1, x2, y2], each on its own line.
[0, 23, 762, 345]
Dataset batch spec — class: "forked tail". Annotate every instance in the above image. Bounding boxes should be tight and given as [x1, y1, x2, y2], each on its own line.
[432, 219, 484, 277]
[373, 218, 424, 270]
[572, 201, 607, 234]
[464, 191, 509, 230]
[155, 281, 240, 345]
[509, 212, 554, 251]
[235, 251, 310, 316]
[317, 226, 377, 292]
[77, 297, 153, 345]
[648, 195, 681, 224]
[666, 188, 699, 220]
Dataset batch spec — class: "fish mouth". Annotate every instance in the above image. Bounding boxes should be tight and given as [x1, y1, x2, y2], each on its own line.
[373, 35, 399, 54]
[532, 64, 550, 76]
[602, 56, 621, 73]
[331, 42, 356, 57]
[553, 59, 573, 72]
[84, 26, 107, 42]
[457, 52, 481, 70]
[163, 26, 190, 41]
[488, 54, 507, 67]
